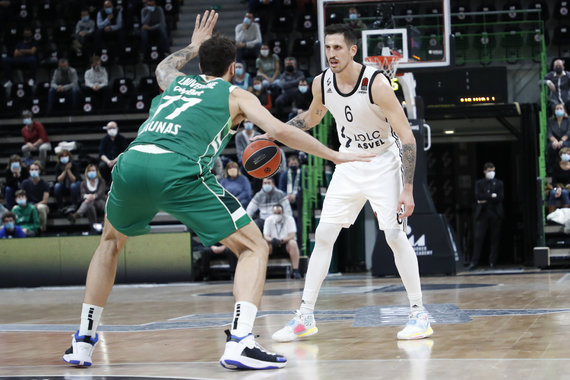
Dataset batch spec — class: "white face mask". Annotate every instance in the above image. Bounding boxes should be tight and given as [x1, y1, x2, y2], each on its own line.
[485, 171, 495, 180]
[260, 49, 269, 57]
[274, 214, 283, 223]
[107, 128, 118, 137]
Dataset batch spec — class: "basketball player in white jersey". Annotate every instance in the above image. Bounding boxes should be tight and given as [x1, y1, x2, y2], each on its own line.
[271, 24, 433, 341]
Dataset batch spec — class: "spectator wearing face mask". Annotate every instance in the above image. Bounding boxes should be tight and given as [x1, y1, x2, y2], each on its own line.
[547, 148, 570, 215]
[246, 177, 292, 232]
[1, 27, 38, 87]
[235, 119, 260, 166]
[20, 161, 50, 233]
[235, 12, 262, 61]
[53, 150, 82, 213]
[47, 58, 80, 115]
[140, 0, 170, 58]
[544, 59, 570, 112]
[547, 103, 570, 174]
[263, 204, 302, 279]
[274, 57, 305, 120]
[4, 154, 29, 210]
[94, 0, 124, 54]
[11, 189, 40, 237]
[68, 164, 107, 234]
[99, 121, 129, 185]
[346, 6, 367, 30]
[72, 8, 95, 54]
[278, 154, 302, 210]
[220, 161, 252, 208]
[287, 79, 312, 120]
[83, 55, 109, 109]
[0, 212, 26, 239]
[21, 110, 51, 166]
[468, 162, 504, 271]
[234, 61, 252, 91]
[256, 43, 280, 88]
[251, 76, 272, 110]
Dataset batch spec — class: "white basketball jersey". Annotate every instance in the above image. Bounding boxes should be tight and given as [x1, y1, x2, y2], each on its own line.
[321, 65, 398, 155]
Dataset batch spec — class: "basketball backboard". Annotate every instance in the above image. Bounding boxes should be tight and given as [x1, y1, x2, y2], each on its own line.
[317, 0, 451, 71]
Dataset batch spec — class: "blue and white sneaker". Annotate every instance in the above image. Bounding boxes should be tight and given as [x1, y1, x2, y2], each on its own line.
[220, 330, 287, 370]
[397, 307, 434, 340]
[62, 331, 99, 367]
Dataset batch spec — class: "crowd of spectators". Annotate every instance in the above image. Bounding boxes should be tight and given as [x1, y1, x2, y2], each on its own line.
[1, 0, 179, 116]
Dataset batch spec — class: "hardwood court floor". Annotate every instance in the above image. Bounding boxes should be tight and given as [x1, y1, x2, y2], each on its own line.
[1, 269, 570, 379]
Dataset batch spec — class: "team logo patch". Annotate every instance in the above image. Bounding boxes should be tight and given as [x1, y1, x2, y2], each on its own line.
[361, 77, 369, 91]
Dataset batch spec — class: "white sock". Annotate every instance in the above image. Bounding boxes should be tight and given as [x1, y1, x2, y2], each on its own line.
[231, 301, 257, 337]
[78, 303, 104, 337]
[384, 229, 423, 309]
[300, 222, 343, 315]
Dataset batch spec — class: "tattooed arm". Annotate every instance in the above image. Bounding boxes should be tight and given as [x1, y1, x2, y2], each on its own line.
[155, 10, 218, 90]
[286, 73, 329, 132]
[371, 72, 417, 217]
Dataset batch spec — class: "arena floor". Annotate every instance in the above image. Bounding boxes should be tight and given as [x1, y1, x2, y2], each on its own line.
[1, 268, 570, 379]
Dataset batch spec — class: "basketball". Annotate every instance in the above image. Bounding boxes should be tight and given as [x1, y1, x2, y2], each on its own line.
[242, 139, 282, 179]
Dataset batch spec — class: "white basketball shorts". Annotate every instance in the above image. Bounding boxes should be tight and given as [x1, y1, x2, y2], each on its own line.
[320, 142, 405, 231]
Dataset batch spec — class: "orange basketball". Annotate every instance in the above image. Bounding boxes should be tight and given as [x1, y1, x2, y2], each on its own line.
[242, 139, 282, 179]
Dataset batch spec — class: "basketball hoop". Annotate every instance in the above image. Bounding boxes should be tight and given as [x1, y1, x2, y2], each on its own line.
[364, 50, 403, 79]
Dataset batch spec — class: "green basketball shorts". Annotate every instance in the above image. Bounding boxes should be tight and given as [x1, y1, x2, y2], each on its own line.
[105, 147, 251, 245]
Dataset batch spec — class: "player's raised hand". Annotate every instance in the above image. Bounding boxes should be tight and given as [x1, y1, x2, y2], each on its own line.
[330, 151, 375, 165]
[191, 10, 218, 47]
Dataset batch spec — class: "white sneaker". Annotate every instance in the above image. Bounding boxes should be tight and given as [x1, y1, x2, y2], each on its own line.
[220, 330, 287, 370]
[62, 331, 99, 366]
[272, 310, 318, 342]
[397, 307, 434, 340]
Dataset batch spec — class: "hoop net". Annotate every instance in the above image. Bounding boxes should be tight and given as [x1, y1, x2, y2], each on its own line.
[364, 50, 403, 79]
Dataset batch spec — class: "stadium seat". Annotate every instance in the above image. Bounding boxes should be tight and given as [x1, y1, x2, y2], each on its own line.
[529, 27, 549, 62]
[453, 29, 470, 66]
[528, 1, 550, 22]
[271, 13, 294, 35]
[554, 1, 570, 21]
[502, 2, 523, 22]
[269, 39, 288, 60]
[552, 25, 570, 46]
[501, 27, 524, 64]
[475, 29, 496, 65]
[452, 4, 472, 25]
[297, 13, 317, 35]
[476, 3, 498, 23]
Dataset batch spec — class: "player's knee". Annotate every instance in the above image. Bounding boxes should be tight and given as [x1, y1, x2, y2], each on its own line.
[384, 228, 405, 245]
[314, 223, 342, 249]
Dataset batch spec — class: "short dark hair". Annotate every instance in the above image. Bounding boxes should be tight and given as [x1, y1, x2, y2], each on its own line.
[483, 162, 495, 170]
[199, 35, 236, 77]
[2, 211, 15, 222]
[15, 189, 26, 198]
[325, 24, 357, 47]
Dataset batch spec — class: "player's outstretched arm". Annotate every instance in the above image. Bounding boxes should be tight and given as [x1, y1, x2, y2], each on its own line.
[371, 74, 417, 217]
[234, 89, 373, 165]
[156, 10, 218, 90]
[286, 73, 328, 131]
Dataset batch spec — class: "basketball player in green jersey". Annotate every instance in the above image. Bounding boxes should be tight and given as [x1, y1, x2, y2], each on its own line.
[62, 11, 372, 371]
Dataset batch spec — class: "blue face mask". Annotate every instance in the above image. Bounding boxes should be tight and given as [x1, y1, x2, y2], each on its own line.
[244, 122, 253, 130]
[82, 16, 90, 21]
[556, 109, 565, 118]
[349, 13, 358, 20]
[243, 17, 251, 25]
[60, 156, 69, 164]
[253, 84, 262, 91]
[562, 154, 570, 162]
[4, 222, 15, 230]
[16, 198, 26, 206]
[87, 171, 97, 179]
[10, 162, 20, 171]
[235, 67, 244, 76]
[298, 85, 308, 94]
[105, 7, 113, 14]
[23, 118, 32, 125]
[147, 6, 155, 12]
[30, 170, 39, 178]
[262, 184, 273, 193]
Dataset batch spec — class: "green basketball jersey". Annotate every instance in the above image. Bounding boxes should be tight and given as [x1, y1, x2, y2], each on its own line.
[130, 75, 235, 175]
